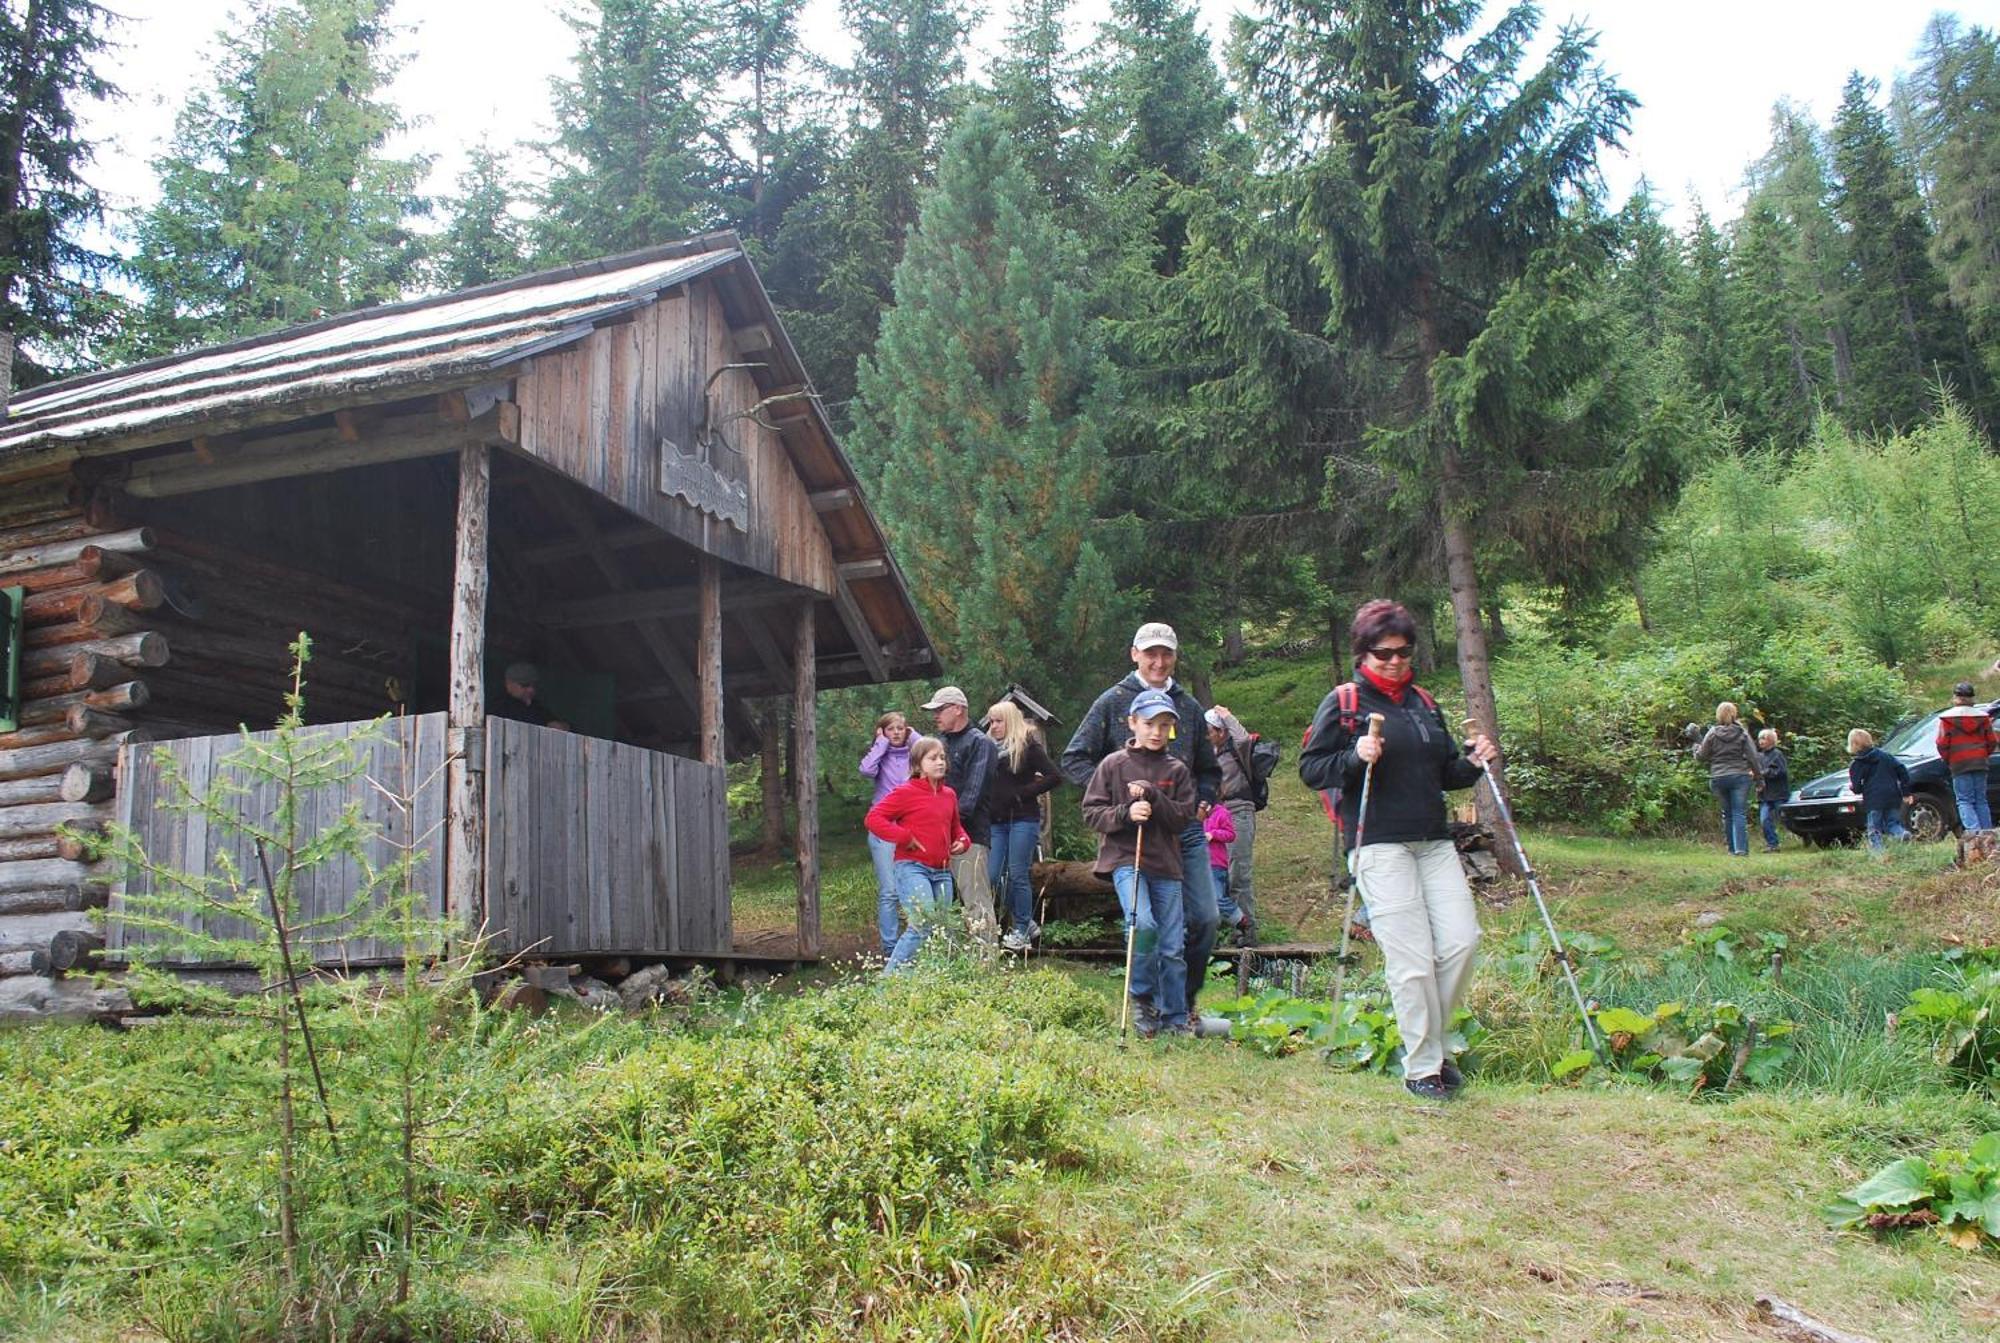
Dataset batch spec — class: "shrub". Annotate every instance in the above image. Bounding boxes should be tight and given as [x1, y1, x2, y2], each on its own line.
[1555, 999, 1799, 1094]
[1825, 1132, 2000, 1249]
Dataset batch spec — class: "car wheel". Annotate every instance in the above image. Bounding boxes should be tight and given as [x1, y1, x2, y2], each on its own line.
[1906, 793, 1952, 842]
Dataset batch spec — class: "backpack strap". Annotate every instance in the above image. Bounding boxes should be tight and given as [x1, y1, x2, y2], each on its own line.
[1410, 684, 1437, 711]
[1336, 681, 1360, 735]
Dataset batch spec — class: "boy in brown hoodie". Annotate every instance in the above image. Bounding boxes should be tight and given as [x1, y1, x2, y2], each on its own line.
[1082, 688, 1198, 1036]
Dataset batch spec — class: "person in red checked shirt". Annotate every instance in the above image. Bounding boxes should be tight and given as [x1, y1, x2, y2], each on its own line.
[866, 736, 970, 972]
[1937, 681, 1999, 837]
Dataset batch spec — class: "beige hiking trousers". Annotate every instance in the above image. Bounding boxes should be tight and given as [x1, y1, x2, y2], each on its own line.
[1353, 838, 1480, 1081]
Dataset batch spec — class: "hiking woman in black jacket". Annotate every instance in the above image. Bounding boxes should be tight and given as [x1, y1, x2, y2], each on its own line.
[1298, 600, 1497, 1103]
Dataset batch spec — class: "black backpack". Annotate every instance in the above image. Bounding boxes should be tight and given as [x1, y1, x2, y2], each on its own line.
[1247, 735, 1282, 811]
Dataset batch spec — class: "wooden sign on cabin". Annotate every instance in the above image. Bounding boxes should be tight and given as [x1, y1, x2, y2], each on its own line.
[659, 434, 750, 532]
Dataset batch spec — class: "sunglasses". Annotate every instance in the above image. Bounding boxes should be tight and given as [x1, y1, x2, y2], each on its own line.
[1367, 645, 1414, 661]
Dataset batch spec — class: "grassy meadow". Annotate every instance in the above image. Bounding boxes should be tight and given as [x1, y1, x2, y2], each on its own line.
[5, 651, 2000, 1340]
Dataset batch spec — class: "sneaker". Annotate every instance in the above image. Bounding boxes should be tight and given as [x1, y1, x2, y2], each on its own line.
[1405, 1074, 1452, 1102]
[1439, 1059, 1465, 1095]
[1160, 1019, 1195, 1038]
[1000, 930, 1031, 953]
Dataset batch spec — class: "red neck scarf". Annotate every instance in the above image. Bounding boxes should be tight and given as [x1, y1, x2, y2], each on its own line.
[1359, 661, 1412, 703]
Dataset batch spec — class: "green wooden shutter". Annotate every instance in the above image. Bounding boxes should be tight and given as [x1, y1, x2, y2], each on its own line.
[0, 586, 20, 732]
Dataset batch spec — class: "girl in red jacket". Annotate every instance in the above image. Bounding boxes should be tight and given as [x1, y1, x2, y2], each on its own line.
[866, 737, 970, 971]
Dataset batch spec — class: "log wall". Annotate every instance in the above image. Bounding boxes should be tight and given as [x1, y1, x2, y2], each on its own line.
[484, 716, 730, 958]
[0, 474, 417, 1011]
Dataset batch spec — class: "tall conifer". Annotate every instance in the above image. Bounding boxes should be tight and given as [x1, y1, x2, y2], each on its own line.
[850, 109, 1124, 700]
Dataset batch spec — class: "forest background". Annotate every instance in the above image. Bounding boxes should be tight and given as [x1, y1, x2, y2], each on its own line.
[9, 0, 2000, 832]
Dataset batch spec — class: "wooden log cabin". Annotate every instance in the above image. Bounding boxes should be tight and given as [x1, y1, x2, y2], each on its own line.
[0, 232, 938, 1018]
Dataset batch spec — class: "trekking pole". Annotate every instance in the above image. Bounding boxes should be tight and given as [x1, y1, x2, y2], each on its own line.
[1463, 719, 1606, 1060]
[1327, 714, 1384, 1045]
[1118, 818, 1145, 1048]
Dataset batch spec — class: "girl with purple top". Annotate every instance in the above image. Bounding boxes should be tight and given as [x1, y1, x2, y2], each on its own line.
[860, 711, 914, 957]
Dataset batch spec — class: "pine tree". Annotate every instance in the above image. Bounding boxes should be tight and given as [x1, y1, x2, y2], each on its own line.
[428, 142, 528, 291]
[0, 0, 118, 386]
[1745, 104, 1854, 415]
[850, 109, 1125, 701]
[1233, 0, 1640, 774]
[1899, 17, 2000, 363]
[1829, 71, 1970, 431]
[536, 0, 731, 262]
[713, 0, 827, 249]
[125, 0, 428, 354]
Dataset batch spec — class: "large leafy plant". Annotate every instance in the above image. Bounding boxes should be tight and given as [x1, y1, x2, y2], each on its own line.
[1555, 1000, 1797, 1093]
[1212, 989, 1485, 1071]
[1902, 968, 2000, 1087]
[1825, 1133, 2000, 1250]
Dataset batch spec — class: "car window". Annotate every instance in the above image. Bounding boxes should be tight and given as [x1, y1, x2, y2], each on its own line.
[1884, 710, 1943, 760]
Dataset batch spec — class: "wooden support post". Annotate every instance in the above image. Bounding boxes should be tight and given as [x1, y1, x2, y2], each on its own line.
[793, 601, 819, 958]
[446, 442, 490, 935]
[699, 554, 724, 768]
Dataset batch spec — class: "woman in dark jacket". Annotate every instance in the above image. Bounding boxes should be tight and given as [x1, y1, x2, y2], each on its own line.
[1756, 728, 1790, 853]
[1298, 600, 1498, 1103]
[1693, 702, 1758, 856]
[985, 700, 1061, 952]
[1847, 728, 1912, 851]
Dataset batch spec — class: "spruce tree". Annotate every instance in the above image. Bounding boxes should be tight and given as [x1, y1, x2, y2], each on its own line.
[429, 142, 528, 291]
[1671, 201, 1733, 410]
[1724, 198, 1825, 450]
[850, 108, 1124, 702]
[988, 0, 1081, 210]
[1899, 17, 2000, 364]
[0, 0, 118, 385]
[1745, 104, 1854, 414]
[537, 0, 730, 262]
[1233, 0, 1640, 773]
[125, 0, 428, 353]
[1829, 71, 1975, 430]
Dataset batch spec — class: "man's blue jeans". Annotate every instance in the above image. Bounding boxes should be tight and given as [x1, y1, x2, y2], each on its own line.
[884, 861, 953, 971]
[1710, 774, 1752, 855]
[868, 832, 901, 957]
[1953, 771, 1993, 832]
[1865, 808, 1911, 851]
[1179, 821, 1220, 1006]
[987, 819, 1040, 937]
[1112, 864, 1186, 1028]
[1759, 801, 1783, 851]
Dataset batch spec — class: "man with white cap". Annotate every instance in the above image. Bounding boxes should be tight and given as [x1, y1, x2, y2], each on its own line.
[923, 684, 1000, 946]
[1061, 622, 1223, 1013]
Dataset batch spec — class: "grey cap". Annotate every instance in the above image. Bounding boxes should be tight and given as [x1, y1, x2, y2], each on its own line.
[921, 685, 969, 710]
[1132, 621, 1178, 652]
[1956, 681, 1978, 699]
[503, 661, 540, 687]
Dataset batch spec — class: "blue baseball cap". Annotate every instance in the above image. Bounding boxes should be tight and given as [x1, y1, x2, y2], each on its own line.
[1129, 688, 1179, 720]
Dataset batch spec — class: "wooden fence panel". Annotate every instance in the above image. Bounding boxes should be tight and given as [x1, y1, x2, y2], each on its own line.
[485, 718, 729, 958]
[109, 714, 448, 965]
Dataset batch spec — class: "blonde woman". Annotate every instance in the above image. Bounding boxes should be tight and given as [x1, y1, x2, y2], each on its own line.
[1694, 702, 1759, 856]
[985, 700, 1061, 951]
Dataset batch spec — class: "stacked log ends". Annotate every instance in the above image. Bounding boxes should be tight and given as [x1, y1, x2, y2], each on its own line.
[0, 486, 158, 1011]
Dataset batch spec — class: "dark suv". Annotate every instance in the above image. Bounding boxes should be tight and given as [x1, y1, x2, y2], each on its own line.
[1779, 703, 2000, 846]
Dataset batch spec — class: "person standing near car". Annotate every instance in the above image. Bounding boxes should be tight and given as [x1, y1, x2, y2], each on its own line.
[1847, 728, 1914, 852]
[1694, 703, 1758, 856]
[1936, 682, 1997, 837]
[1756, 728, 1790, 853]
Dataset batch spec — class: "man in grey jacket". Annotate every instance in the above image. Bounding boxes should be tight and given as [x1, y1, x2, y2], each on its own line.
[1062, 623, 1224, 1005]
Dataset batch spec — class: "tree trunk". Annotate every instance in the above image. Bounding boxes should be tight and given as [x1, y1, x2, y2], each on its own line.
[1221, 618, 1244, 666]
[1439, 448, 1521, 873]
[1628, 558, 1653, 633]
[759, 698, 787, 852]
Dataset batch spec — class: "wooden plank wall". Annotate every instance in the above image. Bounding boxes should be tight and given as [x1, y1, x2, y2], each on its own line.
[512, 281, 836, 595]
[484, 717, 730, 958]
[109, 714, 448, 965]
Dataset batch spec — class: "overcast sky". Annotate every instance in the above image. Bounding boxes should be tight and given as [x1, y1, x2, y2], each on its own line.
[77, 1, 2000, 236]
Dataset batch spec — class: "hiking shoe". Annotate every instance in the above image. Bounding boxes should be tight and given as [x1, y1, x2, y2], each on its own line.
[1231, 918, 1257, 948]
[1029, 921, 1042, 941]
[1128, 996, 1160, 1039]
[1404, 1074, 1452, 1102]
[1160, 1019, 1195, 1038]
[1439, 1059, 1465, 1095]
[1000, 930, 1032, 953]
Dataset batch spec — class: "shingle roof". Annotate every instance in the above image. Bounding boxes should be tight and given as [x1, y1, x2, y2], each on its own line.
[0, 244, 735, 456]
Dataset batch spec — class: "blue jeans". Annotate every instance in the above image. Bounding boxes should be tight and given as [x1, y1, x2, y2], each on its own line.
[884, 861, 953, 971]
[1179, 822, 1220, 1005]
[1213, 865, 1239, 926]
[1865, 808, 1911, 851]
[1112, 864, 1187, 1028]
[987, 819, 1040, 936]
[868, 832, 901, 956]
[1710, 774, 1752, 855]
[1953, 772, 1993, 832]
[1759, 801, 1782, 851]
